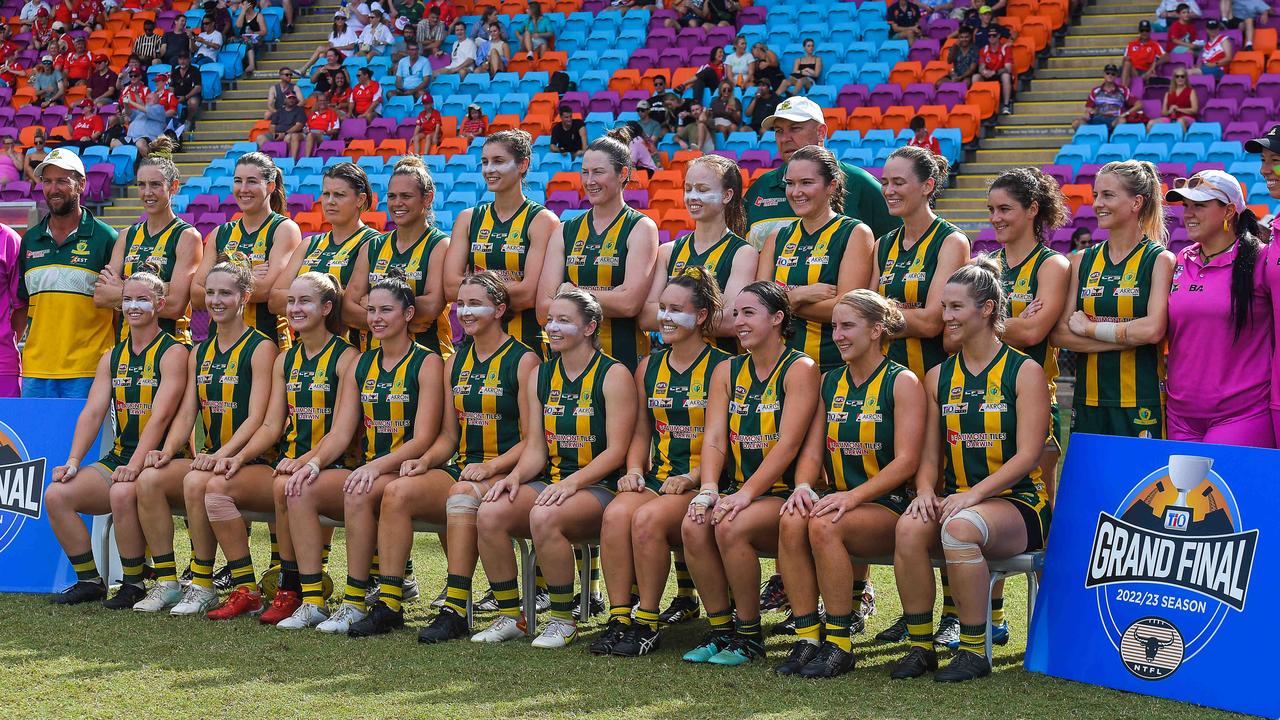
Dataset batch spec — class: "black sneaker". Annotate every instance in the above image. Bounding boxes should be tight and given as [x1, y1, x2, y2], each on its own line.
[474, 589, 498, 612]
[934, 615, 961, 648]
[612, 623, 661, 657]
[588, 619, 631, 656]
[50, 580, 106, 605]
[851, 610, 868, 635]
[347, 601, 404, 637]
[934, 648, 991, 682]
[213, 565, 233, 590]
[571, 592, 606, 621]
[774, 640, 820, 675]
[180, 566, 193, 586]
[102, 583, 146, 610]
[889, 646, 939, 679]
[876, 614, 908, 643]
[772, 611, 797, 636]
[417, 607, 470, 644]
[759, 574, 787, 612]
[658, 595, 700, 625]
[798, 641, 856, 679]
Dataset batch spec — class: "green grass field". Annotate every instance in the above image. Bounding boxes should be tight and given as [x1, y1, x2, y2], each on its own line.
[0, 527, 1249, 720]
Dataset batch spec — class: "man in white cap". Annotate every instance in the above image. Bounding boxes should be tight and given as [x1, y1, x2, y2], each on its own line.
[743, 96, 898, 250]
[17, 148, 117, 398]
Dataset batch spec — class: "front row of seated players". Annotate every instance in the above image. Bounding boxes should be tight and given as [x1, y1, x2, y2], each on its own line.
[43, 253, 1048, 683]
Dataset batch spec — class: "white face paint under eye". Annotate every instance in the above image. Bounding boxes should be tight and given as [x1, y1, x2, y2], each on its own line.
[290, 300, 319, 315]
[544, 321, 580, 336]
[485, 159, 517, 175]
[657, 309, 698, 329]
[457, 305, 496, 319]
[685, 190, 724, 207]
[122, 299, 154, 313]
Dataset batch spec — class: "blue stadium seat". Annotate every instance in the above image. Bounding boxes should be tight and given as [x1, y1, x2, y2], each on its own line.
[1168, 142, 1207, 168]
[933, 128, 962, 164]
[1206, 141, 1242, 164]
[859, 62, 891, 87]
[1093, 143, 1134, 164]
[519, 72, 550, 95]
[879, 40, 910, 67]
[109, 146, 139, 184]
[841, 148, 875, 167]
[1109, 124, 1146, 146]
[1132, 142, 1169, 163]
[861, 129, 898, 156]
[295, 157, 323, 176]
[1146, 123, 1184, 145]
[1184, 122, 1222, 146]
[207, 158, 237, 180]
[1054, 144, 1094, 171]
[860, 21, 890, 45]
[1072, 124, 1109, 151]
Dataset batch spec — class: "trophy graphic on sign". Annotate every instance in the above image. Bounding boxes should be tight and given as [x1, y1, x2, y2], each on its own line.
[1163, 454, 1212, 532]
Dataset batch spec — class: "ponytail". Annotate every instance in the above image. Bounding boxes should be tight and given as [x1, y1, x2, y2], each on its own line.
[1229, 209, 1263, 340]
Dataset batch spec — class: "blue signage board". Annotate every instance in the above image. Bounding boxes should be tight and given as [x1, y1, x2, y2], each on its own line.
[1026, 433, 1277, 719]
[0, 398, 101, 593]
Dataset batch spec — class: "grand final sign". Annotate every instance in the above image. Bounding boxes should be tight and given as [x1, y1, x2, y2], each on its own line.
[1026, 434, 1276, 718]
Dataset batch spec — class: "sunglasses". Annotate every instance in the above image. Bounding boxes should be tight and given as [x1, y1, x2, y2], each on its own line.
[1174, 73, 1187, 78]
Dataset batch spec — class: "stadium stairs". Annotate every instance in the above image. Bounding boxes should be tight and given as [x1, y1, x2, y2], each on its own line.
[936, 0, 1148, 232]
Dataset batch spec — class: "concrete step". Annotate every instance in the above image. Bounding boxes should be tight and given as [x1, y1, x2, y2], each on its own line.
[972, 147, 1060, 163]
[999, 111, 1078, 125]
[976, 135, 1073, 150]
[1011, 99, 1084, 114]
[1077, 11, 1149, 26]
[1061, 33, 1129, 49]
[1044, 55, 1116, 70]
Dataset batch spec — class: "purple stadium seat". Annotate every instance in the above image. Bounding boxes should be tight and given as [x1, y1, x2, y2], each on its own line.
[189, 194, 220, 216]
[712, 149, 738, 161]
[589, 91, 621, 115]
[739, 149, 776, 172]
[196, 212, 227, 235]
[1239, 97, 1273, 126]
[926, 19, 959, 41]
[0, 108, 14, 126]
[1076, 164, 1103, 188]
[1189, 160, 1226, 174]
[707, 26, 735, 47]
[0, 127, 18, 142]
[623, 189, 648, 208]
[1042, 164, 1074, 186]
[560, 91, 590, 115]
[646, 27, 676, 50]
[1156, 162, 1188, 184]
[676, 28, 706, 50]
[1216, 74, 1251, 103]
[1200, 98, 1236, 126]
[659, 48, 692, 69]
[737, 6, 766, 25]
[650, 9, 678, 29]
[1073, 206, 1098, 233]
[338, 118, 368, 142]
[837, 84, 870, 112]
[936, 82, 967, 108]
[396, 119, 416, 140]
[628, 48, 660, 70]
[1224, 121, 1261, 142]
[546, 190, 580, 214]
[315, 140, 346, 160]
[1142, 82, 1166, 102]
[909, 39, 941, 64]
[15, 106, 40, 128]
[218, 195, 242, 215]
[369, 117, 398, 143]
[620, 91, 650, 111]
[902, 83, 937, 107]
[0, 180, 30, 203]
[869, 84, 903, 112]
[657, 229, 671, 244]
[287, 193, 315, 215]
[1256, 73, 1280, 102]
[261, 140, 289, 158]
[85, 166, 113, 203]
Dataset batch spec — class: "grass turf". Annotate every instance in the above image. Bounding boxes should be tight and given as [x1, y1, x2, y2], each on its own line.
[0, 526, 1249, 720]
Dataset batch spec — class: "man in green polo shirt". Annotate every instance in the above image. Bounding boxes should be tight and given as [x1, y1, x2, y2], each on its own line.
[744, 96, 900, 250]
[18, 147, 117, 398]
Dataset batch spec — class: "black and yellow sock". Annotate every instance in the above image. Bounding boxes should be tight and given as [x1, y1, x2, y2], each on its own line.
[227, 556, 256, 591]
[852, 579, 867, 600]
[69, 551, 100, 583]
[369, 553, 380, 577]
[940, 571, 957, 617]
[321, 543, 331, 570]
[635, 607, 659, 631]
[609, 604, 632, 626]
[990, 596, 1005, 625]
[152, 552, 177, 584]
[190, 557, 214, 589]
[708, 608, 733, 631]
[300, 572, 325, 607]
[281, 559, 300, 593]
[120, 555, 145, 587]
[379, 575, 405, 612]
[342, 575, 369, 611]
[674, 558, 696, 598]
[548, 582, 575, 621]
[589, 547, 601, 596]
[735, 617, 762, 643]
[443, 573, 471, 616]
[269, 532, 282, 568]
[491, 578, 520, 618]
[793, 611, 821, 644]
[959, 623, 986, 654]
[825, 613, 853, 652]
[905, 612, 934, 651]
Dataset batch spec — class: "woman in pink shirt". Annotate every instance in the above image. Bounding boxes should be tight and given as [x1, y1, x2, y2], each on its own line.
[0, 222, 20, 397]
[1164, 170, 1273, 446]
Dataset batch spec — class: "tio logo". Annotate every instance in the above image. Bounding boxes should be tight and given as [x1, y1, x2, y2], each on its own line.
[1163, 508, 1191, 532]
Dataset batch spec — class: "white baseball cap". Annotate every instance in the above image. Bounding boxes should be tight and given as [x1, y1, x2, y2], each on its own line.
[761, 96, 825, 131]
[35, 147, 85, 180]
[1164, 169, 1245, 213]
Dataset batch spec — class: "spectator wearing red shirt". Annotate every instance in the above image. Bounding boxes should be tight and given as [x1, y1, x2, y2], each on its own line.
[152, 74, 179, 116]
[328, 69, 353, 110]
[412, 93, 442, 153]
[30, 9, 54, 51]
[62, 37, 97, 85]
[72, 0, 103, 30]
[424, 0, 455, 26]
[1122, 20, 1166, 86]
[460, 102, 487, 142]
[906, 115, 941, 155]
[1166, 3, 1198, 52]
[348, 66, 382, 120]
[303, 93, 340, 157]
[978, 32, 1014, 114]
[53, 0, 72, 24]
[65, 99, 105, 152]
[0, 27, 21, 64]
[119, 69, 148, 108]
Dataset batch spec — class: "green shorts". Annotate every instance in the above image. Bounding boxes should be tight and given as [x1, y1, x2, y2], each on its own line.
[818, 485, 908, 515]
[1071, 401, 1165, 439]
[1002, 493, 1052, 552]
[1047, 404, 1063, 452]
[93, 452, 130, 473]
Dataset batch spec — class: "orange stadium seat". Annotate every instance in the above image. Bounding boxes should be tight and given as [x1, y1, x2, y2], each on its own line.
[922, 60, 951, 84]
[528, 92, 559, 116]
[1266, 52, 1280, 73]
[375, 139, 407, 160]
[548, 172, 583, 195]
[916, 104, 948, 129]
[609, 69, 643, 93]
[1061, 184, 1094, 212]
[295, 211, 324, 234]
[361, 212, 388, 231]
[1007, 0, 1035, 18]
[947, 104, 982, 143]
[649, 169, 683, 193]
[882, 106, 916, 134]
[648, 189, 684, 215]
[489, 114, 520, 133]
[1255, 28, 1278, 56]
[847, 107, 883, 135]
[1229, 51, 1265, 81]
[997, 16, 1023, 36]
[1022, 16, 1053, 51]
[520, 114, 553, 136]
[660, 209, 695, 235]
[506, 56, 535, 74]
[671, 67, 699, 87]
[345, 138, 376, 158]
[536, 51, 569, 73]
[1011, 38, 1036, 75]
[641, 68, 672, 90]
[12, 86, 35, 109]
[666, 149, 701, 174]
[822, 107, 848, 129]
[967, 81, 1001, 118]
[436, 137, 468, 157]
[1039, 0, 1068, 27]
[889, 61, 922, 88]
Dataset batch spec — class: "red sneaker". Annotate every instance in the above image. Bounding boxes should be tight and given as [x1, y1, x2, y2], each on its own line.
[207, 586, 263, 620]
[259, 589, 301, 625]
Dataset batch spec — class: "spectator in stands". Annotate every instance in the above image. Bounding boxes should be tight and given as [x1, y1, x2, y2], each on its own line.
[437, 21, 476, 78]
[87, 55, 117, 106]
[1072, 63, 1142, 130]
[460, 103, 488, 142]
[29, 56, 67, 108]
[388, 41, 430, 100]
[750, 42, 784, 91]
[1165, 3, 1198, 52]
[707, 0, 739, 25]
[970, 5, 1010, 49]
[470, 5, 504, 39]
[63, 99, 105, 153]
[680, 46, 727, 103]
[745, 78, 781, 133]
[328, 67, 353, 110]
[0, 28, 19, 73]
[170, 52, 202, 125]
[205, 0, 234, 36]
[72, 0, 105, 31]
[0, 56, 22, 92]
[424, 0, 455, 25]
[666, 0, 710, 28]
[661, 90, 694, 134]
[1070, 226, 1093, 252]
[263, 68, 297, 121]
[518, 1, 555, 60]
[358, 9, 395, 59]
[709, 80, 741, 139]
[675, 103, 714, 152]
[416, 5, 449, 56]
[1150, 67, 1198, 129]
[259, 90, 305, 158]
[978, 29, 1015, 114]
[776, 37, 822, 97]
[393, 0, 425, 24]
[1122, 20, 1166, 87]
[133, 19, 163, 67]
[647, 74, 672, 126]
[1223, 0, 1268, 50]
[0, 138, 23, 188]
[102, 106, 128, 148]
[888, 0, 925, 41]
[125, 77, 177, 158]
[348, 66, 383, 121]
[1193, 18, 1232, 77]
[549, 105, 587, 158]
[192, 16, 223, 66]
[310, 49, 350, 95]
[18, 148, 117, 398]
[475, 21, 510, 77]
[23, 130, 50, 182]
[20, 0, 49, 27]
[906, 114, 941, 154]
[159, 15, 191, 65]
[234, 0, 268, 74]
[726, 35, 753, 87]
[115, 55, 144, 96]
[61, 36, 96, 87]
[305, 13, 357, 70]
[937, 26, 978, 86]
[303, 92, 340, 156]
[411, 93, 442, 153]
[346, 0, 377, 32]
[627, 120, 659, 175]
[30, 9, 54, 52]
[1155, 0, 1199, 28]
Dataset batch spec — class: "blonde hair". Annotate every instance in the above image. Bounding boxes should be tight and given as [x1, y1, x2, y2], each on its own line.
[1097, 160, 1168, 245]
[836, 289, 906, 335]
[946, 254, 1006, 333]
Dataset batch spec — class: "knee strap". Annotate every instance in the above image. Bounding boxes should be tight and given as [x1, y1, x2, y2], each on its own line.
[940, 509, 990, 566]
[446, 489, 482, 520]
[205, 492, 242, 522]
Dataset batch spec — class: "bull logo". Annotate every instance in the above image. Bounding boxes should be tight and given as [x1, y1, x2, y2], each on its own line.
[1119, 617, 1184, 680]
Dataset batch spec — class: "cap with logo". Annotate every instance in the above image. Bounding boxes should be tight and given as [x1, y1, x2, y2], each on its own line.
[1104, 63, 1120, 75]
[40, 55, 52, 64]
[761, 95, 826, 131]
[1138, 19, 1152, 31]
[636, 100, 650, 110]
[1244, 124, 1280, 154]
[35, 147, 86, 180]
[1206, 17, 1220, 28]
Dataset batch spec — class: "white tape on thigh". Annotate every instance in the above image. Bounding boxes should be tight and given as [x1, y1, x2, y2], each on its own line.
[205, 492, 242, 521]
[940, 509, 990, 565]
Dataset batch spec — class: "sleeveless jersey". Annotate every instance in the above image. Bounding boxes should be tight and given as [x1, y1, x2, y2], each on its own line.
[561, 207, 650, 370]
[366, 226, 454, 357]
[279, 334, 351, 460]
[667, 230, 749, 353]
[1203, 33, 1229, 64]
[999, 243, 1062, 400]
[467, 199, 547, 357]
[451, 336, 531, 468]
[196, 328, 272, 453]
[771, 215, 861, 370]
[298, 225, 381, 289]
[538, 350, 621, 489]
[1074, 237, 1166, 407]
[876, 216, 958, 378]
[726, 348, 807, 494]
[108, 331, 181, 462]
[644, 343, 731, 483]
[355, 342, 432, 464]
[821, 358, 905, 494]
[119, 217, 194, 343]
[212, 213, 290, 348]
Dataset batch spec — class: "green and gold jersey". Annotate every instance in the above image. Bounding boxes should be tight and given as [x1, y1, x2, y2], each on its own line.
[771, 215, 861, 371]
[452, 336, 531, 469]
[298, 226, 381, 289]
[109, 331, 181, 462]
[366, 226, 454, 357]
[998, 243, 1062, 401]
[644, 343, 730, 483]
[561, 207, 650, 370]
[212, 212, 290, 348]
[821, 359, 905, 497]
[196, 328, 272, 453]
[355, 342, 432, 464]
[726, 348, 807, 494]
[279, 334, 350, 460]
[119, 217, 194, 343]
[667, 230, 748, 354]
[467, 199, 547, 357]
[1074, 237, 1166, 408]
[538, 350, 621, 490]
[876, 216, 958, 378]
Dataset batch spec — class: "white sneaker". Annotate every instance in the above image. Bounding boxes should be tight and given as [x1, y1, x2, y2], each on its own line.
[471, 614, 526, 643]
[277, 602, 329, 630]
[134, 582, 181, 612]
[402, 577, 419, 603]
[170, 585, 219, 616]
[316, 603, 367, 633]
[531, 618, 577, 648]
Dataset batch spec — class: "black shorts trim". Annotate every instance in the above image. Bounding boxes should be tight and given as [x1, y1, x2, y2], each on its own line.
[1000, 496, 1046, 553]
